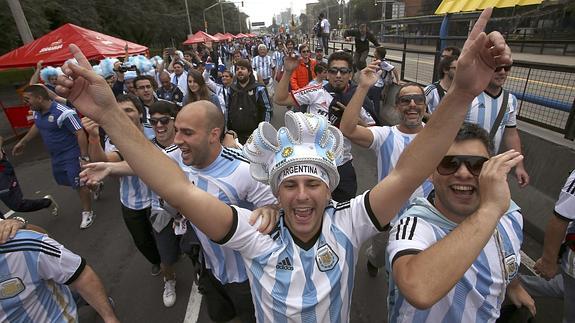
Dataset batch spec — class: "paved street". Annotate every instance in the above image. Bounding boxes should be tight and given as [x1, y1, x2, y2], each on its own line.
[1, 105, 564, 322]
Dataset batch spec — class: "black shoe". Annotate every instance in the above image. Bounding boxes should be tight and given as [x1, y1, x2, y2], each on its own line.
[367, 260, 379, 277]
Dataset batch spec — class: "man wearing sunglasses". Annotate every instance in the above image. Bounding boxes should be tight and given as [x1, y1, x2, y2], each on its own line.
[467, 63, 530, 188]
[386, 123, 535, 322]
[289, 45, 317, 91]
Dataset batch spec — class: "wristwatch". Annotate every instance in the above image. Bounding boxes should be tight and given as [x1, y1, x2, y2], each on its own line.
[79, 156, 90, 162]
[226, 130, 238, 139]
[13, 216, 27, 229]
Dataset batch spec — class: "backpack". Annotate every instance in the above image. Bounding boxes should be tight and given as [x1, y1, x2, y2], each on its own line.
[227, 84, 266, 134]
[314, 21, 322, 38]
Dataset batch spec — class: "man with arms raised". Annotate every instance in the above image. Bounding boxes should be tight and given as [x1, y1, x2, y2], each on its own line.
[56, 8, 510, 321]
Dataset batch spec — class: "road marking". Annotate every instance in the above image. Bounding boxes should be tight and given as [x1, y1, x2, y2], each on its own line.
[520, 250, 537, 275]
[183, 282, 202, 323]
[2, 210, 15, 218]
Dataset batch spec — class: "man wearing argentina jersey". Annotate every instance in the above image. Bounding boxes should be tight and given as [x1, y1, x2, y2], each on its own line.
[464, 63, 530, 188]
[56, 11, 514, 320]
[252, 44, 275, 87]
[0, 219, 119, 322]
[165, 101, 276, 322]
[424, 55, 457, 115]
[83, 94, 162, 276]
[13, 85, 94, 229]
[533, 169, 575, 323]
[387, 123, 535, 322]
[339, 81, 433, 276]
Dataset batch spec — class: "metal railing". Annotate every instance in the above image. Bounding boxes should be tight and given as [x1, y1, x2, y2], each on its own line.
[318, 38, 575, 139]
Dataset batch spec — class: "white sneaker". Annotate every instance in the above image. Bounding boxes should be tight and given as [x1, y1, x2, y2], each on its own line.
[163, 279, 176, 307]
[44, 195, 59, 216]
[80, 211, 94, 229]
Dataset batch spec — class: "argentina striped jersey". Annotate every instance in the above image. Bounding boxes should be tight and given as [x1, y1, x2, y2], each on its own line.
[465, 90, 517, 153]
[369, 125, 433, 211]
[165, 146, 277, 284]
[557, 169, 575, 278]
[387, 198, 523, 323]
[252, 55, 275, 80]
[105, 135, 153, 210]
[0, 230, 84, 322]
[220, 191, 384, 322]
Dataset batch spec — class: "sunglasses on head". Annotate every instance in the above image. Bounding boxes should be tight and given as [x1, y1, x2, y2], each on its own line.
[436, 155, 489, 177]
[398, 94, 426, 106]
[327, 67, 352, 75]
[495, 65, 512, 72]
[149, 116, 174, 126]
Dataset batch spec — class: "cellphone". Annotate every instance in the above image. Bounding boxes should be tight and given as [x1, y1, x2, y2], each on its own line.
[166, 47, 176, 56]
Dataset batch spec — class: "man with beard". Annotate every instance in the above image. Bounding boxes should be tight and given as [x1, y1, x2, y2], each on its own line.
[425, 56, 457, 114]
[274, 50, 378, 202]
[339, 81, 433, 276]
[227, 59, 273, 144]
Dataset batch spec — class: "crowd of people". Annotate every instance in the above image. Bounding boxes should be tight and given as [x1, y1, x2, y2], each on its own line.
[0, 7, 572, 323]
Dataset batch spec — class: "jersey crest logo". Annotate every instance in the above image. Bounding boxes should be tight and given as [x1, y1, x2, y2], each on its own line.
[48, 115, 55, 122]
[0, 277, 25, 299]
[316, 244, 339, 272]
[276, 257, 294, 271]
[504, 254, 518, 280]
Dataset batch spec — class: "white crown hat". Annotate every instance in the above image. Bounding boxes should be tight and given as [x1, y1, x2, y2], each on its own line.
[243, 111, 343, 195]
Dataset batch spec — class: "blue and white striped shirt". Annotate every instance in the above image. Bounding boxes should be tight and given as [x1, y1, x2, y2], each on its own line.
[166, 146, 276, 284]
[272, 51, 285, 72]
[221, 191, 383, 322]
[0, 230, 84, 322]
[369, 126, 433, 212]
[387, 198, 523, 323]
[557, 169, 575, 278]
[252, 55, 275, 81]
[465, 90, 517, 153]
[105, 134, 154, 210]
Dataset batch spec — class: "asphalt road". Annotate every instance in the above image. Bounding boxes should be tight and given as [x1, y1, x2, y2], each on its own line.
[2, 105, 564, 322]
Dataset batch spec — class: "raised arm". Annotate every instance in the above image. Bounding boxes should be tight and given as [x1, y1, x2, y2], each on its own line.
[29, 61, 43, 85]
[339, 61, 379, 148]
[56, 45, 234, 242]
[369, 8, 512, 226]
[274, 54, 299, 107]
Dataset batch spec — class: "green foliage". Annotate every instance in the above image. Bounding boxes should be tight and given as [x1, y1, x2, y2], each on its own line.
[0, 0, 248, 55]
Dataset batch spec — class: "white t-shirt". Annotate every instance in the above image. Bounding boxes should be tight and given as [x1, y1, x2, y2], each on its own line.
[321, 18, 330, 34]
[220, 191, 385, 322]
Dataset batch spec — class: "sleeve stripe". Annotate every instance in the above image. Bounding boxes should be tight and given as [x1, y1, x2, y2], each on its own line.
[64, 257, 86, 285]
[567, 174, 575, 195]
[396, 217, 418, 241]
[364, 191, 388, 232]
[554, 210, 572, 222]
[391, 249, 421, 267]
[213, 205, 239, 245]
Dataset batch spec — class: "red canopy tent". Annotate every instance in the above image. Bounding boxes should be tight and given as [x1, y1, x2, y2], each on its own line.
[213, 33, 232, 41]
[224, 33, 235, 40]
[0, 23, 148, 69]
[183, 31, 219, 45]
[234, 33, 248, 39]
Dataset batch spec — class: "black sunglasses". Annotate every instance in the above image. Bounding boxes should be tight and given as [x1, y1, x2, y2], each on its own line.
[495, 65, 512, 72]
[149, 116, 174, 126]
[437, 155, 489, 177]
[327, 67, 352, 75]
[398, 94, 426, 106]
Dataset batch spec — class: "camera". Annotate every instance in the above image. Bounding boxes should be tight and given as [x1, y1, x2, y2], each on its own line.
[116, 63, 137, 73]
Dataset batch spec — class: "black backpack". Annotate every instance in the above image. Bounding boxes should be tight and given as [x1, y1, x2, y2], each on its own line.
[314, 21, 322, 37]
[227, 84, 266, 134]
